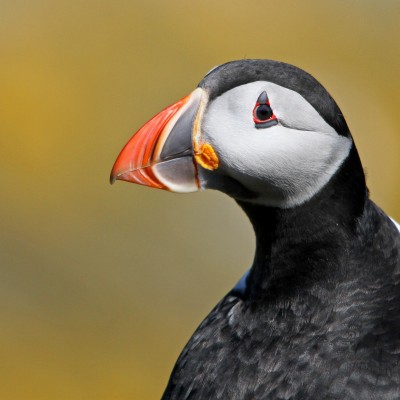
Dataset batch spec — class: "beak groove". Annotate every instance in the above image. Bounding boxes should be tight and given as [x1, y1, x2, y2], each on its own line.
[110, 88, 204, 192]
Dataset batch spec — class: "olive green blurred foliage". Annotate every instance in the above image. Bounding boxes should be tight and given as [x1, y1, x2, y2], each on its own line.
[1, 1, 399, 398]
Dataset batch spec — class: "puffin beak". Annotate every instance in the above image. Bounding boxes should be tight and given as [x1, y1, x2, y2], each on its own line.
[110, 88, 205, 193]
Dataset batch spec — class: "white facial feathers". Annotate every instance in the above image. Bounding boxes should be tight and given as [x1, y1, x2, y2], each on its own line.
[201, 81, 352, 208]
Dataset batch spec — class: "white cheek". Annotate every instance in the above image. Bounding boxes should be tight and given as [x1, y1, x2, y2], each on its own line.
[215, 125, 350, 190]
[202, 82, 352, 208]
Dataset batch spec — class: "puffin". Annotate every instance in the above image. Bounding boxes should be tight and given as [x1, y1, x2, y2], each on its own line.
[110, 60, 400, 399]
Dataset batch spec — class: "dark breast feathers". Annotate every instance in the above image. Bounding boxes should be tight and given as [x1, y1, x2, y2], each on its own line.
[162, 202, 400, 400]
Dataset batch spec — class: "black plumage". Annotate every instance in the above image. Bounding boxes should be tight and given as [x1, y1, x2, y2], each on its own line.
[199, 60, 350, 137]
[160, 62, 400, 399]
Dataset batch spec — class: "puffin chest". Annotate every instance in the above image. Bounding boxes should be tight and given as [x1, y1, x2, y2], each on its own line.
[171, 294, 399, 399]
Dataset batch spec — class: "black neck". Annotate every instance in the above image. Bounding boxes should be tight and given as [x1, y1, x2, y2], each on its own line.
[237, 144, 367, 300]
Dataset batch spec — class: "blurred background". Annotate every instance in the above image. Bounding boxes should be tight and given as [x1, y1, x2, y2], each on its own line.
[1, 1, 399, 398]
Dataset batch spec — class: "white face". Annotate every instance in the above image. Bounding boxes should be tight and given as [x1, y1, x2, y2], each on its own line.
[199, 81, 352, 208]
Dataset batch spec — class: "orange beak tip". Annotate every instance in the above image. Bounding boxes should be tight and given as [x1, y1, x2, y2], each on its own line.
[110, 88, 204, 192]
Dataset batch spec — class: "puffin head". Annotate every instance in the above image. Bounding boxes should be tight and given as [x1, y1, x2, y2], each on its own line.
[111, 60, 354, 208]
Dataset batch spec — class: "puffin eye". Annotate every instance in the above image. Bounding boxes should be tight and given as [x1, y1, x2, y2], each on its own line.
[255, 104, 273, 121]
[253, 91, 278, 129]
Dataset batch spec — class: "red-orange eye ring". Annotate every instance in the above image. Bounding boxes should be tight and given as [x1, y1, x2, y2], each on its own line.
[253, 91, 278, 129]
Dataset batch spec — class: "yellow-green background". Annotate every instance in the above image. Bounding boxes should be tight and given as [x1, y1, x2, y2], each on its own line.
[1, 1, 399, 399]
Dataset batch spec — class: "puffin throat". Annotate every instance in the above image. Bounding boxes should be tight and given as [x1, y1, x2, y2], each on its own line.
[237, 144, 367, 299]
